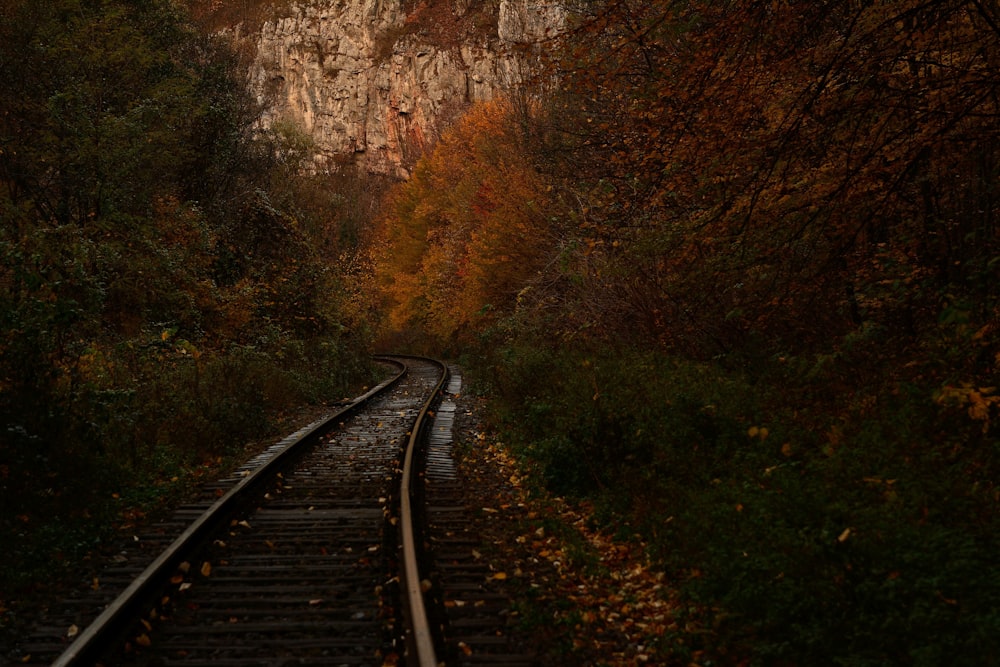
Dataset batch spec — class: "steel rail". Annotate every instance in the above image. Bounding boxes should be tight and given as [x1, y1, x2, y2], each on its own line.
[384, 355, 448, 667]
[50, 360, 407, 667]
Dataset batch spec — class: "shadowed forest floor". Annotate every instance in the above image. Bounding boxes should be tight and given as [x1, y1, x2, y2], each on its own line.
[450, 388, 683, 666]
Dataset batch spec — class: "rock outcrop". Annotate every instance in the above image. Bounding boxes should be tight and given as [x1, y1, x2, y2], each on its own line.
[246, 0, 563, 176]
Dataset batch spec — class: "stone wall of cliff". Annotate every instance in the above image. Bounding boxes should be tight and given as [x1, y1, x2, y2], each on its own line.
[243, 0, 563, 176]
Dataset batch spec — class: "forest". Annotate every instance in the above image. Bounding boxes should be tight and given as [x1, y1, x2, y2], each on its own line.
[0, 0, 376, 609]
[373, 0, 1000, 664]
[1, 0, 998, 664]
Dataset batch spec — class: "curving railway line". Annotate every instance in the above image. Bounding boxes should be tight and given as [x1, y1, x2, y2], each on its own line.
[10, 356, 535, 666]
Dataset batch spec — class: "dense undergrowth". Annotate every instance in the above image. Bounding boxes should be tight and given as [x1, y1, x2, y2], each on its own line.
[0, 0, 376, 606]
[472, 340, 999, 665]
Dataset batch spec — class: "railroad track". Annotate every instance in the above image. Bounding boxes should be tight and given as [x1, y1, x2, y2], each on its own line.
[11, 356, 537, 666]
[10, 357, 433, 666]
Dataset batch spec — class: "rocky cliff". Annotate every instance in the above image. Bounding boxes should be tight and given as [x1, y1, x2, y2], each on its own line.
[244, 0, 563, 176]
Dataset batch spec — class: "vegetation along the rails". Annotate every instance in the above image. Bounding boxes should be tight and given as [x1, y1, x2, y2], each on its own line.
[373, 1, 1000, 664]
[0, 0, 378, 608]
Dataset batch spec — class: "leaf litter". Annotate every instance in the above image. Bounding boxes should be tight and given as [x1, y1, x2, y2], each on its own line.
[452, 392, 680, 665]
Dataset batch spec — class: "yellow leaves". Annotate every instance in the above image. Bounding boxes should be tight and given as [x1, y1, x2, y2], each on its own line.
[862, 476, 897, 485]
[967, 391, 996, 425]
[747, 426, 769, 440]
[373, 97, 556, 341]
[935, 384, 1000, 433]
[174, 339, 201, 360]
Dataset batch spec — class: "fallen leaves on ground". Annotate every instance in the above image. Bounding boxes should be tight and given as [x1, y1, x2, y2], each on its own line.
[453, 395, 680, 666]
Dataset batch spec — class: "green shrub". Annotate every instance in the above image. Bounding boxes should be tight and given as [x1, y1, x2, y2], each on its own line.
[478, 342, 1000, 665]
[0, 0, 378, 605]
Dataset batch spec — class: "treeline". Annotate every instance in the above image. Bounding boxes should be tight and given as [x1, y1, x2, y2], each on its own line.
[0, 0, 373, 597]
[374, 1, 1000, 663]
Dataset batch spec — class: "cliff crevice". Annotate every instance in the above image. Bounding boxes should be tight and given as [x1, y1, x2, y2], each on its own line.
[245, 0, 562, 176]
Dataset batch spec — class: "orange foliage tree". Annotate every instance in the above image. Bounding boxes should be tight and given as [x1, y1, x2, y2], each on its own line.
[374, 98, 559, 343]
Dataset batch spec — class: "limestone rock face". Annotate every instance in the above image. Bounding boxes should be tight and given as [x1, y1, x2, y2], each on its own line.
[498, 0, 564, 42]
[246, 0, 563, 176]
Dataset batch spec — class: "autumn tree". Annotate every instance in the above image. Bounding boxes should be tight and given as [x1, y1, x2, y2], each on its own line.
[374, 98, 560, 343]
[534, 0, 1000, 366]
